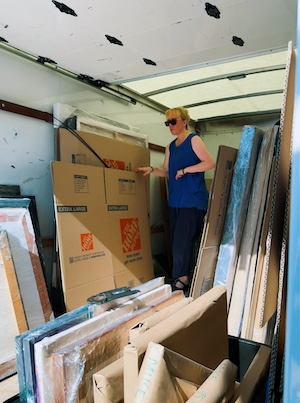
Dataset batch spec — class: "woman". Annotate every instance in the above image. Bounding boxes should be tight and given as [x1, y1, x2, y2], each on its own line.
[135, 107, 215, 291]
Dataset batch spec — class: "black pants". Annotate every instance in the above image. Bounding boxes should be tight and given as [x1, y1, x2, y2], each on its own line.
[169, 207, 206, 279]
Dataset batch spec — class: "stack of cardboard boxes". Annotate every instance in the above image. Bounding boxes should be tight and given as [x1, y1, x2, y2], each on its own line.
[53, 128, 154, 311]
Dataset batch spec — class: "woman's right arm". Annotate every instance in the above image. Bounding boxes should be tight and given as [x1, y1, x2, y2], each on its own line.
[134, 145, 169, 177]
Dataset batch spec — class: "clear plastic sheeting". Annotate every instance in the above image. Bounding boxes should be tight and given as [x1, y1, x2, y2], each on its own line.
[15, 276, 165, 402]
[34, 282, 176, 402]
[53, 103, 148, 147]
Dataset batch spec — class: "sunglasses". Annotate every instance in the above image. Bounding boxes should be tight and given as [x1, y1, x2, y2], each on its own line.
[164, 118, 180, 127]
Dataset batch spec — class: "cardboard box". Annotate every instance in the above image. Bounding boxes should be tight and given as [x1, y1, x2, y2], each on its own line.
[56, 128, 150, 171]
[123, 285, 228, 402]
[92, 305, 270, 403]
[51, 161, 154, 311]
[93, 345, 213, 403]
[132, 337, 270, 403]
[134, 342, 217, 403]
[93, 296, 190, 403]
[190, 145, 237, 299]
[93, 336, 270, 403]
[93, 286, 227, 403]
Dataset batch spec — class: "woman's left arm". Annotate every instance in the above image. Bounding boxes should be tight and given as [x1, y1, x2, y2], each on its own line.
[185, 135, 215, 174]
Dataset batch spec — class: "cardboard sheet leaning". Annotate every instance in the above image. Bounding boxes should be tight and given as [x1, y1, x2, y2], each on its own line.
[51, 161, 154, 311]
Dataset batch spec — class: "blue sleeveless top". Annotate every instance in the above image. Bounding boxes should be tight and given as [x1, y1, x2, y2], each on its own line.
[168, 133, 209, 211]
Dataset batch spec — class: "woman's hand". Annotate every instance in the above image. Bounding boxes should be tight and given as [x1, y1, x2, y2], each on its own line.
[175, 168, 186, 180]
[134, 166, 154, 176]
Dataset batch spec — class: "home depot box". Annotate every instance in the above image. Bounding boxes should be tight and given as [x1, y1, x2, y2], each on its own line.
[56, 128, 151, 216]
[51, 160, 154, 311]
[56, 128, 150, 171]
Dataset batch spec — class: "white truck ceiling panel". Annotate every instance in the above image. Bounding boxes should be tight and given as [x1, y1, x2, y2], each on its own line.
[0, 0, 296, 120]
[0, 0, 296, 83]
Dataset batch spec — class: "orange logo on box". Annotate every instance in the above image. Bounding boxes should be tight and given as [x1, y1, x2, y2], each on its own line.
[103, 158, 126, 170]
[81, 233, 94, 251]
[120, 218, 141, 253]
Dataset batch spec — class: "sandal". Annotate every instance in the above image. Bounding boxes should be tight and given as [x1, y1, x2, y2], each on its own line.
[172, 278, 189, 292]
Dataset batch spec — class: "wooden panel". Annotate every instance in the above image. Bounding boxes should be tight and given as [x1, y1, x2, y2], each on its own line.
[0, 230, 27, 333]
[0, 202, 52, 329]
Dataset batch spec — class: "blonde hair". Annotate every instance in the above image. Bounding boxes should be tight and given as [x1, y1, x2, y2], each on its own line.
[165, 107, 190, 124]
